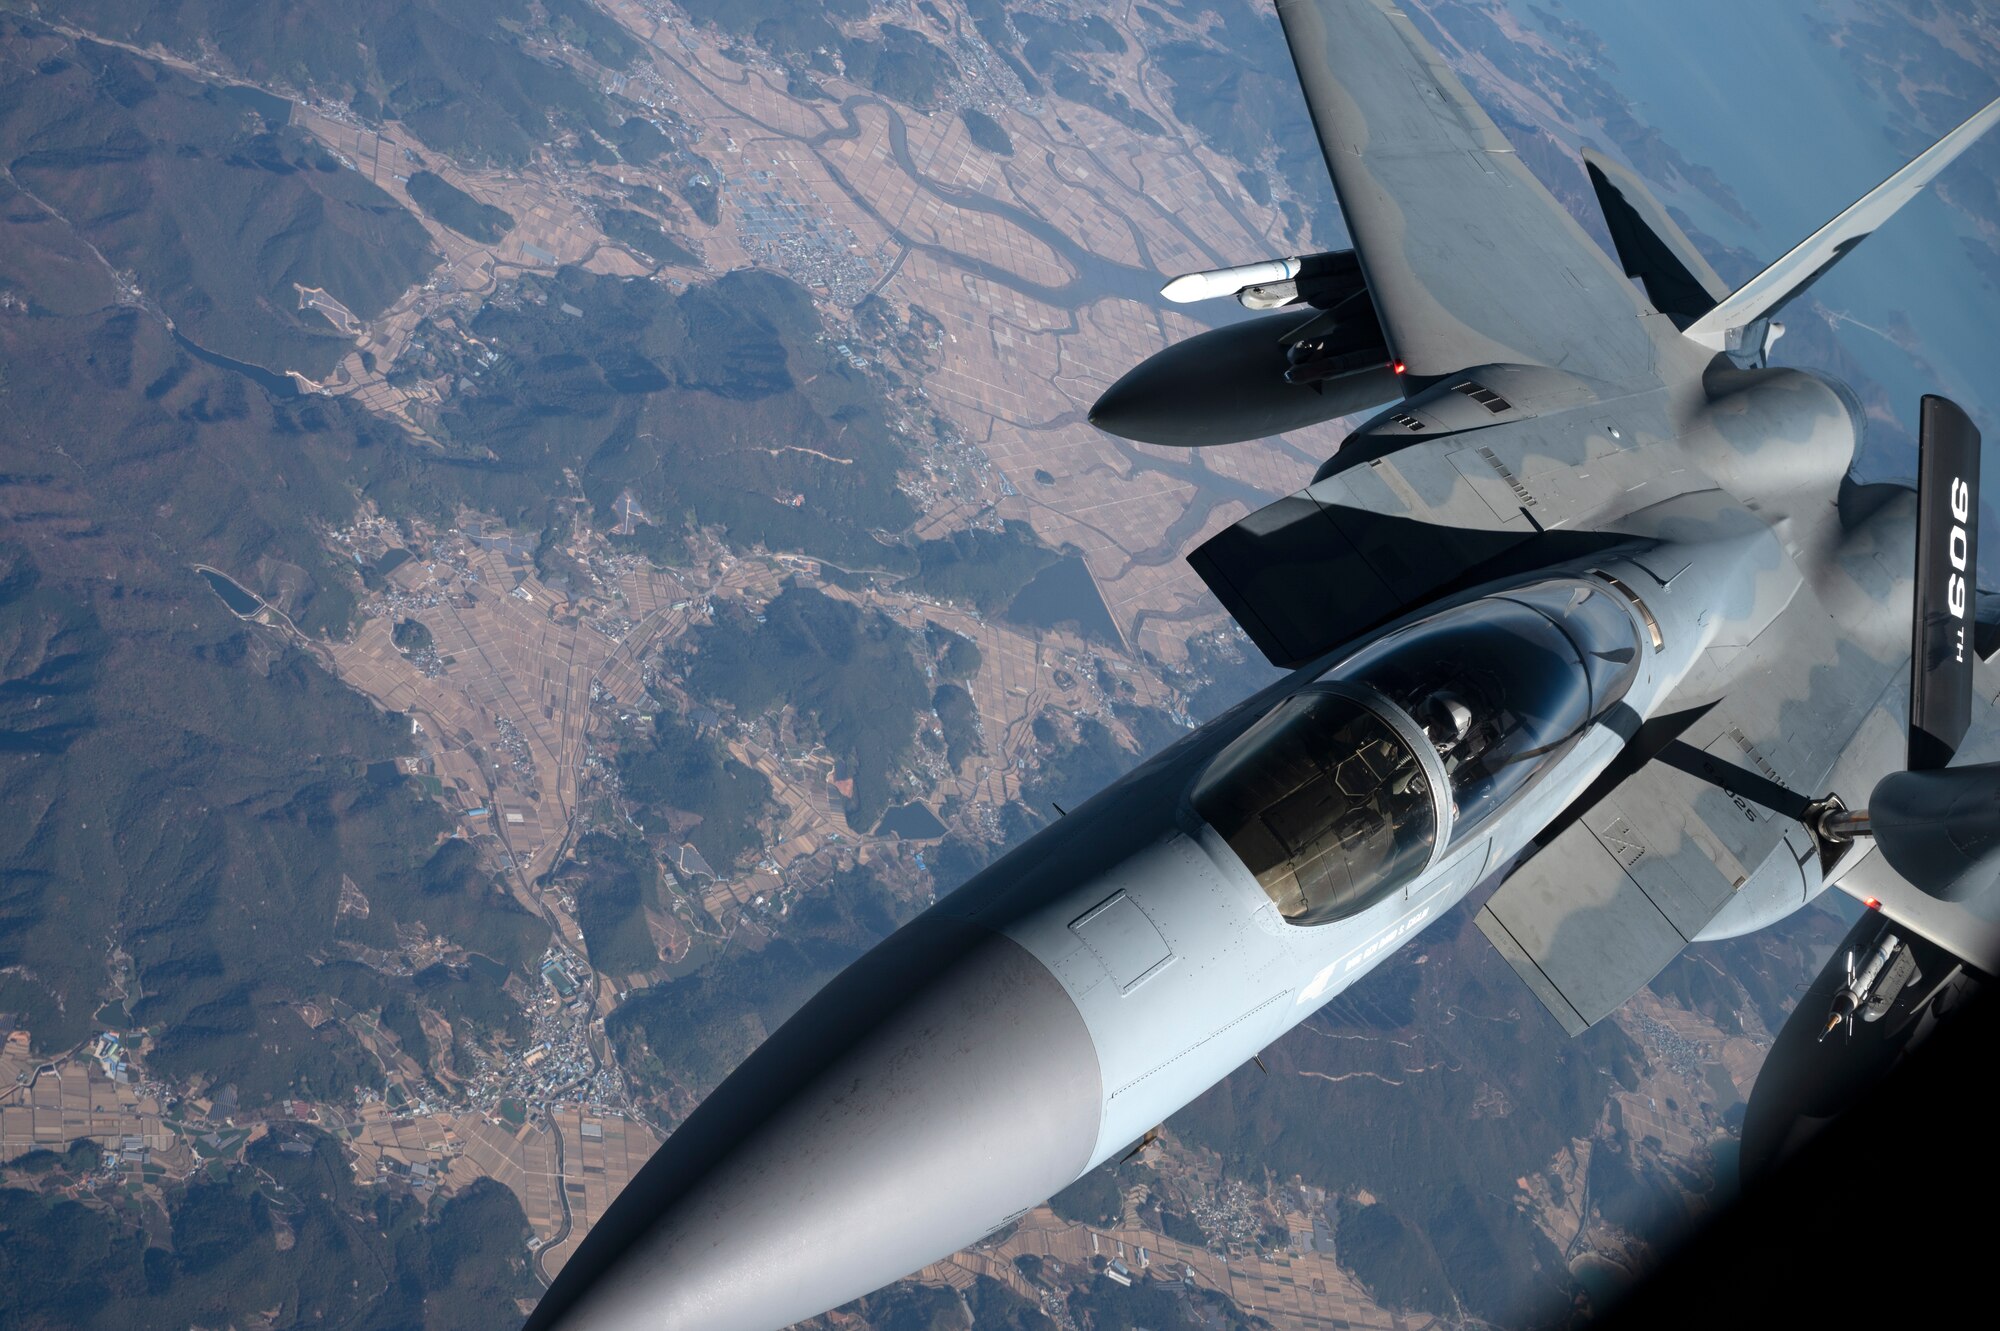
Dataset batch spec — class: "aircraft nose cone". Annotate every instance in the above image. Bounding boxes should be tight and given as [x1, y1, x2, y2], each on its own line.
[525, 917, 1102, 1331]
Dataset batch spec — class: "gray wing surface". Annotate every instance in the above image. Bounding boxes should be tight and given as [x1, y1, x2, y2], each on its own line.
[1475, 734, 1820, 1036]
[1476, 817, 1689, 1037]
[1480, 592, 1905, 1033]
[1276, 0, 1663, 386]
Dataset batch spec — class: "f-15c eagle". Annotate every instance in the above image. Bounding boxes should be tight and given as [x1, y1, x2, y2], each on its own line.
[530, 4, 2000, 1327]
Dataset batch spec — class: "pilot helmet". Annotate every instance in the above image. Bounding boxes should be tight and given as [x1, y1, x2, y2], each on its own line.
[1416, 692, 1473, 752]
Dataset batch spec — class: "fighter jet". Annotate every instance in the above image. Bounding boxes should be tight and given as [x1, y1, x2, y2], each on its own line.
[530, 3, 2000, 1328]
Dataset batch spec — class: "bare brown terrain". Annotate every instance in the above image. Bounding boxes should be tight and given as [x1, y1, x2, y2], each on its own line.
[921, 1202, 1403, 1331]
[0, 5, 1810, 1326]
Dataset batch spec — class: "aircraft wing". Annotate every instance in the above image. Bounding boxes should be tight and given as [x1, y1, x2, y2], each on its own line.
[1478, 593, 1904, 1034]
[1476, 733, 1818, 1036]
[1275, 0, 1664, 386]
[1476, 810, 1696, 1038]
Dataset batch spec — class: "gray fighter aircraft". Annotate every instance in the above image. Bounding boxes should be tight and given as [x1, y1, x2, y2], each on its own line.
[529, 4, 2000, 1328]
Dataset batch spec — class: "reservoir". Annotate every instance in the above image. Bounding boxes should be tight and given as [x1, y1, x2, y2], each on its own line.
[462, 953, 511, 987]
[216, 83, 292, 130]
[1570, 1253, 1634, 1310]
[172, 331, 299, 399]
[1004, 556, 1121, 644]
[874, 802, 948, 840]
[198, 567, 262, 616]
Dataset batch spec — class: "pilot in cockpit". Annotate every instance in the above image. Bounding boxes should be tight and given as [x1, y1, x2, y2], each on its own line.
[1415, 685, 1491, 800]
[1194, 579, 1644, 925]
[1414, 691, 1474, 765]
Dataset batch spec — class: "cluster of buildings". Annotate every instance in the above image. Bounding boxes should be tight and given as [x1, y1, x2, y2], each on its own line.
[1624, 1008, 1710, 1083]
[1187, 1176, 1269, 1252]
[727, 169, 888, 307]
[456, 948, 618, 1119]
[493, 714, 538, 782]
[90, 1031, 133, 1084]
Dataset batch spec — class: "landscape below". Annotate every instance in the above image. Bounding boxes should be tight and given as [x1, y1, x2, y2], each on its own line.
[5, 0, 1990, 1328]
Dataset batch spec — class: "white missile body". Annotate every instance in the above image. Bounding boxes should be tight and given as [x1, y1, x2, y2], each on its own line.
[1159, 257, 1304, 304]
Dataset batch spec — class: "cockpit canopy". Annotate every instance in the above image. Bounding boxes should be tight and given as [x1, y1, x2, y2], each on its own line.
[1344, 580, 1640, 842]
[1192, 690, 1436, 926]
[1194, 579, 1641, 926]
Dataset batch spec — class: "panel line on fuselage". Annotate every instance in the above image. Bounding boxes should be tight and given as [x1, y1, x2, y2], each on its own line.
[1103, 989, 1290, 1101]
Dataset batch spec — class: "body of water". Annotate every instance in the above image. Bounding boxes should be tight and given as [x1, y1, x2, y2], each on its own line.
[172, 331, 299, 399]
[463, 953, 510, 986]
[198, 567, 262, 616]
[1003, 556, 1122, 644]
[1571, 1253, 1636, 1311]
[874, 802, 948, 840]
[216, 82, 292, 130]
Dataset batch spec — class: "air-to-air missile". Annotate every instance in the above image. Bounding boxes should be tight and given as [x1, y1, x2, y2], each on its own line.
[528, 2, 2000, 1326]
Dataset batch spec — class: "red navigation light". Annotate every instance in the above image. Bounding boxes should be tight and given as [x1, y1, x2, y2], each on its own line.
[1391, 360, 1407, 375]
[1864, 896, 1881, 910]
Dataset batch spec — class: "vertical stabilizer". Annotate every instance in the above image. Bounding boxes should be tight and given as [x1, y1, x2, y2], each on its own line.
[1582, 148, 1729, 324]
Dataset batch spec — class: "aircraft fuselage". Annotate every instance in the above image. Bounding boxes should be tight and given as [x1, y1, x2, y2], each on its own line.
[532, 364, 1909, 1331]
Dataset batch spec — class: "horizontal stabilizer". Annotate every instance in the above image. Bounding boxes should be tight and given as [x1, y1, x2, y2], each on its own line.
[1684, 96, 2000, 352]
[1581, 148, 1729, 323]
